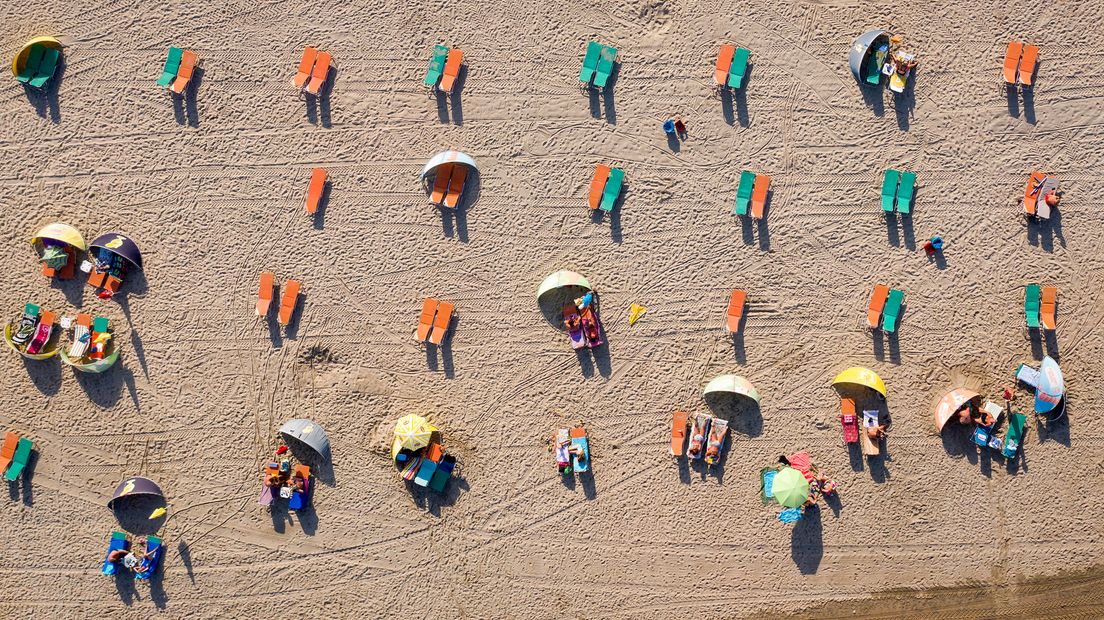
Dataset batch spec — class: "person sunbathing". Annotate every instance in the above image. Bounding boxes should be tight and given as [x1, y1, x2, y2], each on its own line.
[970, 408, 995, 428]
[867, 424, 887, 440]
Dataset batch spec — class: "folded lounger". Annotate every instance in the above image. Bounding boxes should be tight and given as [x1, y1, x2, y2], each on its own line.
[704, 417, 728, 465]
[750, 174, 770, 220]
[1002, 413, 1027, 458]
[594, 45, 617, 89]
[305, 51, 332, 96]
[579, 41, 602, 85]
[443, 166, 468, 210]
[734, 170, 755, 216]
[0, 431, 18, 476]
[4, 437, 33, 481]
[416, 298, 438, 342]
[1040, 286, 1057, 330]
[429, 300, 453, 345]
[134, 536, 164, 581]
[101, 531, 129, 576]
[289, 465, 310, 510]
[11, 304, 40, 347]
[157, 47, 183, 87]
[588, 164, 611, 210]
[424, 44, 449, 88]
[429, 164, 453, 206]
[670, 410, 688, 456]
[599, 167, 624, 213]
[896, 171, 916, 214]
[256, 272, 275, 318]
[1018, 44, 1038, 87]
[439, 49, 464, 94]
[725, 289, 746, 334]
[16, 45, 45, 84]
[428, 454, 456, 492]
[569, 427, 590, 473]
[867, 284, 889, 329]
[294, 47, 319, 89]
[1024, 284, 1041, 330]
[881, 289, 904, 333]
[714, 44, 735, 87]
[305, 167, 327, 214]
[728, 47, 750, 89]
[840, 398, 858, 443]
[68, 313, 92, 358]
[881, 169, 900, 212]
[278, 280, 301, 326]
[170, 50, 197, 95]
[28, 47, 60, 90]
[1002, 41, 1023, 85]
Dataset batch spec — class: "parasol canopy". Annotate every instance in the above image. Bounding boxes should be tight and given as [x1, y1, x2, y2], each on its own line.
[421, 150, 478, 187]
[702, 374, 760, 404]
[90, 232, 143, 270]
[772, 467, 810, 508]
[933, 388, 981, 432]
[279, 418, 332, 461]
[849, 29, 890, 82]
[31, 223, 87, 251]
[831, 366, 887, 398]
[12, 36, 62, 77]
[394, 414, 437, 452]
[536, 270, 592, 300]
[108, 476, 164, 509]
[1035, 356, 1064, 414]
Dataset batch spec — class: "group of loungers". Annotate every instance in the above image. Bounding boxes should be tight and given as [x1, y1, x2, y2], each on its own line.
[428, 164, 469, 209]
[102, 532, 165, 580]
[881, 169, 916, 214]
[866, 285, 905, 333]
[562, 294, 602, 350]
[293, 47, 333, 96]
[256, 273, 301, 326]
[587, 164, 624, 213]
[1024, 284, 1058, 331]
[1002, 41, 1039, 87]
[579, 41, 617, 89]
[839, 399, 883, 456]
[15, 43, 60, 90]
[415, 297, 454, 346]
[258, 461, 312, 511]
[155, 47, 199, 94]
[671, 411, 729, 465]
[554, 427, 590, 474]
[734, 171, 769, 219]
[398, 441, 457, 492]
[714, 45, 751, 90]
[423, 45, 464, 94]
[1024, 171, 1059, 219]
[0, 431, 33, 484]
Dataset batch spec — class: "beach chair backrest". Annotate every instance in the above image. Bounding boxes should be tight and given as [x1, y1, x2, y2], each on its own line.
[881, 169, 900, 212]
[424, 44, 449, 87]
[715, 44, 735, 86]
[594, 45, 617, 87]
[1003, 41, 1023, 84]
[177, 50, 197, 80]
[92, 316, 109, 334]
[32, 47, 60, 85]
[1018, 44, 1038, 86]
[443, 166, 468, 209]
[24, 45, 46, 74]
[579, 41, 601, 83]
[429, 301, 453, 345]
[588, 164, 611, 210]
[728, 47, 750, 88]
[312, 52, 332, 80]
[867, 284, 889, 328]
[297, 47, 318, 75]
[0, 431, 18, 473]
[750, 174, 770, 219]
[166, 47, 183, 72]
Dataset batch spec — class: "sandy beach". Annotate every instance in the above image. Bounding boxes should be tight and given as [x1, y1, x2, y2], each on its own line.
[1, 0, 1104, 618]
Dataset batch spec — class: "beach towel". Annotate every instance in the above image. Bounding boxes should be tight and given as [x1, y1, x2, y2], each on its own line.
[778, 507, 803, 523]
[759, 467, 778, 505]
[11, 305, 40, 346]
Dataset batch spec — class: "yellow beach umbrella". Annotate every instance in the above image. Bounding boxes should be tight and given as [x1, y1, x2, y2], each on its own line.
[831, 366, 887, 399]
[394, 414, 436, 452]
[12, 36, 62, 77]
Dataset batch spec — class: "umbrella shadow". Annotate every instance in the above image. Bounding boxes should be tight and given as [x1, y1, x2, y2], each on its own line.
[407, 473, 469, 516]
[21, 357, 61, 395]
[704, 392, 762, 438]
[283, 436, 336, 487]
[23, 59, 63, 123]
[112, 495, 168, 535]
[791, 505, 823, 574]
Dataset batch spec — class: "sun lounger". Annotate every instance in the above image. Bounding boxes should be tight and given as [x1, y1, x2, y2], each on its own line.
[58, 247, 75, 279]
[750, 174, 770, 219]
[439, 49, 464, 94]
[580, 305, 602, 347]
[429, 164, 453, 205]
[867, 284, 889, 329]
[306, 51, 331, 96]
[170, 50, 197, 95]
[555, 429, 571, 470]
[414, 456, 437, 487]
[429, 454, 456, 492]
[256, 272, 274, 318]
[289, 464, 310, 510]
[687, 413, 709, 461]
[569, 427, 589, 473]
[563, 302, 586, 349]
[157, 47, 183, 87]
[134, 536, 164, 580]
[4, 437, 32, 481]
[294, 47, 318, 89]
[728, 47, 750, 89]
[424, 44, 449, 88]
[704, 417, 728, 465]
[16, 45, 45, 84]
[1024, 284, 1041, 330]
[594, 45, 617, 89]
[1003, 41, 1023, 85]
[1040, 286, 1057, 330]
[0, 432, 18, 476]
[305, 167, 327, 214]
[896, 172, 916, 214]
[1002, 412, 1027, 458]
[26, 310, 56, 355]
[859, 410, 880, 456]
[725, 289, 746, 334]
[881, 169, 900, 212]
[1018, 44, 1038, 87]
[28, 47, 60, 90]
[840, 398, 858, 443]
[599, 167, 623, 213]
[866, 42, 888, 86]
[278, 280, 301, 326]
[734, 170, 755, 216]
[1024, 171, 1047, 216]
[102, 531, 129, 576]
[670, 410, 688, 456]
[69, 313, 92, 358]
[579, 41, 602, 85]
[11, 304, 40, 347]
[416, 298, 438, 342]
[882, 289, 904, 333]
[88, 316, 109, 360]
[443, 166, 468, 210]
[429, 300, 453, 345]
[588, 164, 611, 210]
[715, 44, 735, 87]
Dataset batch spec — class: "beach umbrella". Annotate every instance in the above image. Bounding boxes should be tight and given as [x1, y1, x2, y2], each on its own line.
[1035, 356, 1064, 414]
[703, 374, 760, 404]
[772, 467, 810, 508]
[90, 232, 143, 270]
[394, 414, 436, 452]
[933, 388, 981, 432]
[831, 366, 887, 399]
[31, 222, 87, 252]
[536, 270, 592, 300]
[278, 418, 332, 461]
[849, 29, 890, 82]
[11, 36, 62, 77]
[108, 476, 164, 509]
[420, 150, 478, 189]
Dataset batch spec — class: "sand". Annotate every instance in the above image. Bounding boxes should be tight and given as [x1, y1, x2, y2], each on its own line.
[1, 0, 1104, 618]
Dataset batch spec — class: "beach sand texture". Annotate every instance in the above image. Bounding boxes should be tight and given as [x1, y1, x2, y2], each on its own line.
[2, 0, 1104, 617]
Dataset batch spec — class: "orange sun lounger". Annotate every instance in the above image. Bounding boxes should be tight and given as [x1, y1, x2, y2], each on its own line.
[1018, 44, 1038, 87]
[416, 298, 438, 342]
[1002, 41, 1023, 85]
[670, 410, 688, 456]
[725, 289, 746, 334]
[0, 431, 18, 476]
[278, 280, 301, 325]
[429, 164, 453, 205]
[588, 164, 611, 210]
[867, 284, 889, 329]
[429, 300, 453, 345]
[715, 44, 735, 87]
[443, 166, 468, 209]
[294, 47, 318, 89]
[750, 174, 770, 220]
[171, 50, 198, 95]
[1024, 170, 1047, 216]
[1040, 286, 1057, 330]
[306, 51, 332, 95]
[305, 168, 327, 214]
[439, 49, 464, 94]
[257, 272, 275, 317]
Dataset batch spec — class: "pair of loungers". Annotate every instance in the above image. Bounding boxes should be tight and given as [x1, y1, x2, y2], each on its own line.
[841, 403, 881, 456]
[428, 164, 469, 209]
[15, 44, 61, 90]
[1003, 41, 1039, 87]
[672, 412, 728, 465]
[12, 304, 58, 355]
[305, 167, 327, 214]
[734, 170, 770, 219]
[424, 45, 464, 94]
[68, 314, 110, 360]
[407, 443, 457, 491]
[971, 401, 1027, 459]
[563, 301, 603, 349]
[1024, 284, 1057, 331]
[579, 41, 617, 89]
[867, 284, 905, 333]
[293, 47, 333, 96]
[714, 44, 751, 89]
[725, 289, 746, 334]
[0, 431, 33, 482]
[256, 273, 301, 326]
[881, 169, 916, 214]
[101, 532, 164, 580]
[416, 298, 454, 346]
[156, 47, 199, 94]
[588, 164, 624, 212]
[554, 427, 590, 473]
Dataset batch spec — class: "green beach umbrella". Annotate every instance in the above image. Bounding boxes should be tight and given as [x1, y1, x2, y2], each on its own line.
[772, 467, 810, 508]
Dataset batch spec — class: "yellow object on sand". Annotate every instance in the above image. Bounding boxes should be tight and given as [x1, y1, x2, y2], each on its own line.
[394, 414, 437, 452]
[94, 333, 111, 345]
[628, 303, 646, 326]
[149, 507, 166, 519]
[12, 36, 62, 77]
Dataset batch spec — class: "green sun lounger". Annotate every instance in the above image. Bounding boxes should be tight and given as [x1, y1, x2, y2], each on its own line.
[579, 41, 602, 84]
[866, 44, 887, 86]
[424, 44, 449, 88]
[897, 171, 916, 214]
[734, 170, 755, 216]
[600, 167, 624, 212]
[1024, 284, 1041, 329]
[93, 316, 109, 333]
[727, 47, 750, 89]
[1002, 412, 1026, 458]
[16, 45, 45, 84]
[4, 437, 32, 482]
[594, 45, 617, 88]
[157, 47, 183, 87]
[882, 289, 904, 333]
[881, 169, 900, 212]
[28, 47, 60, 90]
